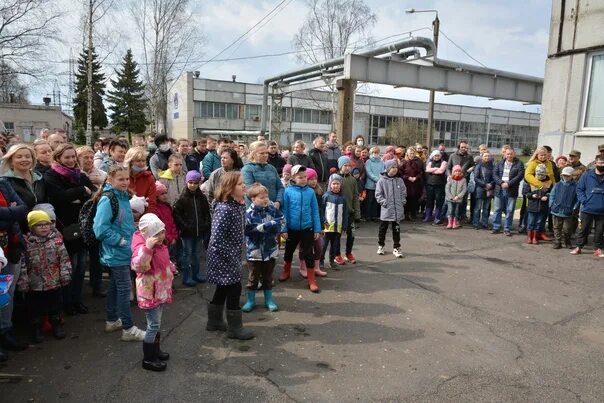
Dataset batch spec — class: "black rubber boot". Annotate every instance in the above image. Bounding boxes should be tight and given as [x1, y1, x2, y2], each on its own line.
[155, 333, 169, 361]
[206, 304, 227, 332]
[31, 318, 44, 344]
[1, 331, 28, 351]
[142, 341, 167, 372]
[226, 309, 255, 340]
[50, 316, 66, 339]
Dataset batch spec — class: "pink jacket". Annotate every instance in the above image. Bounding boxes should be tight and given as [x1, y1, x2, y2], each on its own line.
[131, 231, 175, 310]
[155, 202, 179, 243]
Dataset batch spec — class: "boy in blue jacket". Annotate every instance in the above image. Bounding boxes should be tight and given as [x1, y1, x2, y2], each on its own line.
[549, 166, 579, 249]
[243, 184, 283, 312]
[279, 165, 322, 292]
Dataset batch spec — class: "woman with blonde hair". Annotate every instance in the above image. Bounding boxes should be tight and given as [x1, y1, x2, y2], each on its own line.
[33, 139, 53, 174]
[125, 146, 156, 214]
[287, 140, 315, 169]
[241, 141, 284, 207]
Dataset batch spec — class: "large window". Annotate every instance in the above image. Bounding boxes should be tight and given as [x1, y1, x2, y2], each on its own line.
[194, 101, 240, 119]
[245, 105, 261, 120]
[285, 107, 331, 124]
[584, 52, 604, 128]
[3, 122, 14, 133]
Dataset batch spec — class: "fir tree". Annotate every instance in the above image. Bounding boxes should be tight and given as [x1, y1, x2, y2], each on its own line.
[107, 49, 148, 142]
[73, 47, 108, 132]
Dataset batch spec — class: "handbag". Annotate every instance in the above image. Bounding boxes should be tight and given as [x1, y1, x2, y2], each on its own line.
[62, 223, 82, 242]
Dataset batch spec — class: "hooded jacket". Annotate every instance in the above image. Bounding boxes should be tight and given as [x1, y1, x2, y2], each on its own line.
[576, 169, 604, 215]
[149, 149, 173, 179]
[130, 230, 175, 310]
[244, 202, 283, 261]
[282, 184, 321, 233]
[364, 156, 385, 190]
[129, 170, 157, 214]
[322, 190, 348, 233]
[549, 180, 579, 217]
[202, 149, 221, 179]
[207, 199, 245, 286]
[159, 169, 186, 207]
[93, 184, 136, 267]
[375, 172, 407, 222]
[173, 187, 211, 238]
[241, 162, 284, 206]
[18, 230, 71, 292]
[339, 171, 361, 219]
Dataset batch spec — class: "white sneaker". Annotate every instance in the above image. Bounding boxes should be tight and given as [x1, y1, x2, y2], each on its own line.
[393, 248, 404, 258]
[105, 318, 122, 333]
[377, 246, 385, 255]
[121, 325, 146, 342]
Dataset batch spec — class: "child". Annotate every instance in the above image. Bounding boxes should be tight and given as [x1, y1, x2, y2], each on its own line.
[206, 171, 254, 340]
[93, 165, 145, 342]
[130, 195, 147, 222]
[322, 174, 348, 269]
[159, 153, 186, 206]
[173, 171, 211, 286]
[445, 165, 468, 229]
[131, 213, 175, 372]
[352, 167, 366, 207]
[299, 168, 327, 276]
[281, 164, 292, 188]
[549, 166, 579, 249]
[337, 156, 361, 264]
[525, 163, 552, 245]
[279, 165, 322, 292]
[375, 160, 407, 258]
[18, 211, 71, 343]
[242, 183, 283, 312]
[154, 182, 179, 269]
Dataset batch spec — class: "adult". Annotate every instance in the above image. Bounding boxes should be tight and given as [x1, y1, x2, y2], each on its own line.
[177, 139, 195, 173]
[364, 146, 385, 221]
[39, 128, 50, 140]
[351, 145, 366, 181]
[48, 132, 66, 150]
[567, 149, 587, 181]
[325, 131, 341, 171]
[238, 144, 249, 164]
[287, 140, 315, 169]
[45, 144, 96, 315]
[341, 142, 354, 158]
[394, 147, 406, 164]
[202, 137, 221, 179]
[94, 138, 110, 169]
[0, 144, 46, 232]
[415, 143, 427, 163]
[492, 148, 524, 235]
[438, 143, 449, 162]
[308, 136, 329, 185]
[33, 140, 53, 175]
[76, 146, 107, 187]
[0, 178, 29, 360]
[125, 147, 157, 214]
[424, 150, 448, 224]
[187, 138, 207, 172]
[555, 155, 568, 170]
[544, 145, 560, 183]
[203, 148, 243, 205]
[472, 151, 495, 229]
[448, 142, 475, 221]
[524, 146, 556, 239]
[99, 139, 127, 173]
[149, 134, 174, 178]
[571, 155, 604, 256]
[354, 135, 365, 148]
[400, 148, 424, 221]
[267, 140, 286, 175]
[587, 144, 604, 170]
[382, 146, 396, 162]
[241, 141, 284, 208]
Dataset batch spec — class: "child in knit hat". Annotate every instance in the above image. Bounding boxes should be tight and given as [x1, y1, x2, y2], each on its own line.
[524, 163, 552, 244]
[158, 153, 186, 206]
[445, 165, 468, 229]
[322, 173, 348, 269]
[375, 160, 407, 258]
[337, 156, 360, 264]
[131, 213, 175, 372]
[130, 195, 148, 222]
[18, 210, 71, 343]
[281, 164, 293, 188]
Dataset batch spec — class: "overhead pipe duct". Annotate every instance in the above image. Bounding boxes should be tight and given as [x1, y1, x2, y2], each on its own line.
[260, 36, 436, 133]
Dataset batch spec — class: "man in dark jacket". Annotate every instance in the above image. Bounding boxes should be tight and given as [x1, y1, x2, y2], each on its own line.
[267, 141, 286, 175]
[186, 138, 207, 172]
[571, 155, 604, 256]
[448, 141, 474, 221]
[491, 148, 525, 235]
[309, 136, 329, 185]
[325, 131, 341, 171]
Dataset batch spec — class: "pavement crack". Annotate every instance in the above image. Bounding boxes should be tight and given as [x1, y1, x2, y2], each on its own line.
[242, 362, 300, 403]
[432, 373, 468, 396]
[552, 304, 601, 326]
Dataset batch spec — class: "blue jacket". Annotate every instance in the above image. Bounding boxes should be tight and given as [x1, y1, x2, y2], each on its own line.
[549, 180, 579, 217]
[322, 191, 348, 233]
[364, 156, 384, 190]
[473, 161, 495, 199]
[493, 158, 525, 198]
[283, 184, 321, 233]
[577, 169, 604, 215]
[0, 178, 27, 233]
[93, 184, 136, 267]
[241, 162, 284, 206]
[207, 200, 245, 286]
[244, 202, 283, 261]
[202, 150, 221, 179]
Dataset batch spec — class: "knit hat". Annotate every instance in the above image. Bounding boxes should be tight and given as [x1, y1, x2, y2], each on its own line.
[130, 195, 147, 215]
[155, 181, 167, 194]
[306, 167, 318, 180]
[430, 150, 441, 159]
[33, 203, 56, 221]
[291, 164, 306, 177]
[452, 164, 462, 173]
[535, 163, 547, 176]
[384, 159, 398, 172]
[138, 213, 165, 239]
[561, 166, 574, 177]
[27, 210, 51, 229]
[328, 173, 343, 188]
[186, 170, 202, 183]
[338, 156, 351, 169]
[283, 164, 293, 175]
[351, 167, 360, 175]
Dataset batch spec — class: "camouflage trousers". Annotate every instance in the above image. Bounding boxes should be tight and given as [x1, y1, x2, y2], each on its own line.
[552, 215, 577, 246]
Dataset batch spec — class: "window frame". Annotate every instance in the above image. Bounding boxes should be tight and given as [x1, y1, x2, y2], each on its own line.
[581, 50, 604, 130]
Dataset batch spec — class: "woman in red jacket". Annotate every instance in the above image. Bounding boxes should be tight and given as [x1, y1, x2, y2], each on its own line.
[400, 148, 425, 221]
[125, 147, 157, 214]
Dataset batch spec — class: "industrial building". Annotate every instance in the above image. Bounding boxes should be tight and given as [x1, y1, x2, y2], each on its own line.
[168, 74, 539, 150]
[0, 102, 73, 142]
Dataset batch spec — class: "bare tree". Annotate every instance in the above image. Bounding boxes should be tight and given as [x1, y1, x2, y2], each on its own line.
[130, 0, 202, 134]
[385, 118, 428, 147]
[0, 63, 29, 103]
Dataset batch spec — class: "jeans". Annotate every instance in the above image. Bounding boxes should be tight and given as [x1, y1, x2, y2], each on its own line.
[0, 262, 20, 331]
[492, 191, 517, 231]
[378, 221, 401, 248]
[576, 212, 604, 249]
[446, 201, 461, 218]
[460, 195, 469, 219]
[322, 232, 341, 262]
[473, 197, 492, 227]
[182, 237, 204, 280]
[211, 282, 242, 310]
[144, 305, 163, 343]
[425, 184, 445, 212]
[526, 211, 543, 230]
[67, 249, 88, 305]
[105, 265, 134, 330]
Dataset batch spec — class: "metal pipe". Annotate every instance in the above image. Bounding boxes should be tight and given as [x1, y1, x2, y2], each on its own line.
[281, 68, 344, 85]
[433, 58, 543, 84]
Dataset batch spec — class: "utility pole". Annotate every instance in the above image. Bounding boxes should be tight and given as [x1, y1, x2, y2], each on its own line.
[426, 15, 439, 148]
[86, 0, 94, 146]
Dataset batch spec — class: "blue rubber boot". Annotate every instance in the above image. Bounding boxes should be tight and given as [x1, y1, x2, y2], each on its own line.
[263, 290, 278, 312]
[181, 266, 196, 287]
[242, 290, 256, 312]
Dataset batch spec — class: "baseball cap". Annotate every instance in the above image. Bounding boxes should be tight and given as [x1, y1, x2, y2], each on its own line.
[568, 150, 581, 157]
[291, 164, 307, 177]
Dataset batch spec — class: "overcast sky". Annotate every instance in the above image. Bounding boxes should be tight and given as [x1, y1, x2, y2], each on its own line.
[36, 0, 552, 114]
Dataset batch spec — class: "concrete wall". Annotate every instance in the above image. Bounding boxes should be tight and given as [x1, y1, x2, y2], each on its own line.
[167, 72, 193, 139]
[540, 0, 604, 160]
[0, 104, 73, 142]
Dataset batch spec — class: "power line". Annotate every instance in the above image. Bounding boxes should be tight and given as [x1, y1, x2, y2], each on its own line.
[438, 28, 487, 68]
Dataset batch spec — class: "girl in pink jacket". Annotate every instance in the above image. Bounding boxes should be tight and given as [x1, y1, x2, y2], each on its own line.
[131, 213, 175, 372]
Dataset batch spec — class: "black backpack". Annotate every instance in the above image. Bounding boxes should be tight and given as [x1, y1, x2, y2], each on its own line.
[79, 191, 120, 246]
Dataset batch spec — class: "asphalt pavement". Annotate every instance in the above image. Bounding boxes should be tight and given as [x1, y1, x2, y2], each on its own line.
[1, 221, 603, 402]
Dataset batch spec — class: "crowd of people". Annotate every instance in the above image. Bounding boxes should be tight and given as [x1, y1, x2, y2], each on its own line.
[0, 128, 602, 373]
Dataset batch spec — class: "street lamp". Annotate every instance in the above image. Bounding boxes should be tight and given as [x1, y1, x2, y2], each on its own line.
[406, 8, 439, 149]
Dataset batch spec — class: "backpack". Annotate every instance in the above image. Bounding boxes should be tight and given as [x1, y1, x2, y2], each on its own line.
[79, 191, 120, 246]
